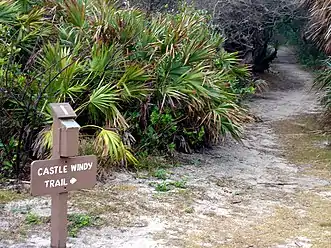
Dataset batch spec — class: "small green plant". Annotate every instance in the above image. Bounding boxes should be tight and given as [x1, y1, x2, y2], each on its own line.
[171, 179, 187, 189]
[155, 182, 170, 192]
[152, 178, 187, 192]
[25, 213, 42, 225]
[137, 107, 178, 154]
[230, 82, 256, 98]
[67, 213, 100, 237]
[0, 138, 17, 178]
[183, 127, 205, 148]
[154, 169, 168, 180]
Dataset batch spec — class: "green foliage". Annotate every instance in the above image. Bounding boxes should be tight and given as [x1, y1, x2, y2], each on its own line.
[275, 18, 326, 68]
[170, 179, 187, 189]
[25, 212, 42, 225]
[68, 213, 100, 237]
[135, 107, 178, 154]
[0, 138, 17, 177]
[154, 169, 169, 180]
[313, 60, 331, 112]
[152, 179, 187, 192]
[183, 127, 205, 147]
[212, 0, 299, 72]
[154, 181, 170, 192]
[23, 212, 100, 237]
[0, 0, 251, 177]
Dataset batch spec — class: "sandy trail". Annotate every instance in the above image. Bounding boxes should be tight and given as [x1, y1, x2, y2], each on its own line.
[1, 47, 330, 248]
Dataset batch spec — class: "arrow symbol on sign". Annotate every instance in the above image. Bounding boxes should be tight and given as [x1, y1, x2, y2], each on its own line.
[70, 178, 77, 184]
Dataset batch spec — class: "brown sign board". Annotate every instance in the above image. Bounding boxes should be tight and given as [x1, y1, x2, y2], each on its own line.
[31, 155, 97, 196]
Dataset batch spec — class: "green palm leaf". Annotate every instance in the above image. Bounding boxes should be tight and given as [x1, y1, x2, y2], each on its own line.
[93, 127, 137, 165]
[118, 66, 151, 100]
[63, 0, 86, 28]
[90, 43, 123, 77]
[80, 84, 127, 128]
[118, 66, 150, 84]
[0, 1, 20, 23]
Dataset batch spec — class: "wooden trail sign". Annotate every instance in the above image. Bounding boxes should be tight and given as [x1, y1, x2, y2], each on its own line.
[30, 103, 97, 248]
[31, 155, 97, 196]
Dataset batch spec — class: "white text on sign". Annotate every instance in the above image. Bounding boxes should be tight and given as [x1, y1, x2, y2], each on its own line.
[38, 162, 94, 188]
[44, 177, 77, 188]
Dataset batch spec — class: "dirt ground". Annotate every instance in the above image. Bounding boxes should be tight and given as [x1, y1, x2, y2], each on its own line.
[1, 47, 330, 248]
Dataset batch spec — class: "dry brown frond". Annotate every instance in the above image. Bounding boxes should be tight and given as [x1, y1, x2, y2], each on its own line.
[303, 0, 331, 54]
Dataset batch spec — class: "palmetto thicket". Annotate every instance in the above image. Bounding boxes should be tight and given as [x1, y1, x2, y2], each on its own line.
[303, 0, 331, 54]
[303, 0, 331, 118]
[130, 0, 301, 72]
[0, 0, 251, 178]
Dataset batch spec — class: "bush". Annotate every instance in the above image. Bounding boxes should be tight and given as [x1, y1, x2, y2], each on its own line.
[303, 0, 331, 55]
[0, 0, 251, 178]
[313, 60, 331, 117]
[300, 0, 331, 125]
[131, 0, 301, 72]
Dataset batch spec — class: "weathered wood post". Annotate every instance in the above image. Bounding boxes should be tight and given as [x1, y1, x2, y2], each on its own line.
[31, 103, 97, 248]
[50, 103, 77, 248]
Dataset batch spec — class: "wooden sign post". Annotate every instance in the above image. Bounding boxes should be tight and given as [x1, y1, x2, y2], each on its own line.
[30, 103, 97, 248]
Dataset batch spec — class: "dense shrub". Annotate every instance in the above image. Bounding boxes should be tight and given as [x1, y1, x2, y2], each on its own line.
[303, 0, 331, 55]
[134, 0, 302, 72]
[295, 0, 331, 123]
[0, 0, 251, 178]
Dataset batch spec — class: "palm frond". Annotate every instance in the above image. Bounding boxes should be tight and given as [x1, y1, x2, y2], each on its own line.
[32, 126, 52, 159]
[303, 0, 331, 54]
[90, 43, 123, 77]
[63, 0, 86, 28]
[0, 0, 21, 23]
[93, 127, 137, 165]
[81, 84, 128, 128]
[202, 103, 247, 142]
